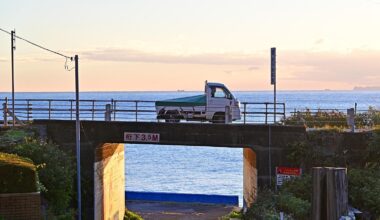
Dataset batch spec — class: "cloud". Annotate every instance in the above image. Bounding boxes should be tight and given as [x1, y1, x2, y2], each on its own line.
[79, 47, 380, 86]
[314, 38, 324, 45]
[80, 48, 266, 65]
[223, 66, 260, 74]
[280, 50, 380, 84]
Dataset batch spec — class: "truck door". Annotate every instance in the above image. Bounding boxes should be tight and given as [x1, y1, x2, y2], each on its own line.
[208, 86, 232, 115]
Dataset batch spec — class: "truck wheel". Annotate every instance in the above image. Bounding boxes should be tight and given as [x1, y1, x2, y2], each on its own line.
[212, 114, 225, 124]
[165, 111, 180, 123]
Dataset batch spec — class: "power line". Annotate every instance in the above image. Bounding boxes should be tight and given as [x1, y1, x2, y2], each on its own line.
[0, 27, 72, 60]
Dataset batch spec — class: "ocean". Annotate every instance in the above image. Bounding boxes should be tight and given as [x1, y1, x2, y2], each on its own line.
[1, 90, 379, 206]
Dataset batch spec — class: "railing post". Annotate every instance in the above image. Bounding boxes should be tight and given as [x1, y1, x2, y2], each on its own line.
[70, 100, 73, 120]
[48, 100, 52, 120]
[92, 100, 95, 121]
[283, 103, 286, 120]
[27, 100, 30, 122]
[105, 104, 111, 121]
[112, 99, 116, 121]
[135, 101, 138, 122]
[3, 98, 8, 126]
[265, 103, 268, 124]
[243, 103, 247, 124]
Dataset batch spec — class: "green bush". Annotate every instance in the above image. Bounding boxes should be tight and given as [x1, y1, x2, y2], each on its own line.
[0, 128, 75, 215]
[283, 107, 380, 128]
[280, 175, 312, 202]
[366, 129, 380, 169]
[222, 210, 243, 220]
[243, 189, 280, 220]
[124, 210, 143, 220]
[348, 168, 380, 218]
[277, 193, 310, 220]
[0, 152, 37, 193]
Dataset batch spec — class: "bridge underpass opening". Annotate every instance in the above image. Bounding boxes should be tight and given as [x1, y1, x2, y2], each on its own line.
[125, 144, 256, 207]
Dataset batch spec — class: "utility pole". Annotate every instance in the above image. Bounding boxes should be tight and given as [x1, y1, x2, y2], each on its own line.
[11, 30, 15, 127]
[74, 55, 82, 220]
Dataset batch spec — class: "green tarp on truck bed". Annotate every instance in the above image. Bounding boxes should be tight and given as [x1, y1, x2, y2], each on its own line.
[155, 95, 206, 107]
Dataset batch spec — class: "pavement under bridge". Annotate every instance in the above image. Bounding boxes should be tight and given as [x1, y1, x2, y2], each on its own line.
[33, 120, 306, 219]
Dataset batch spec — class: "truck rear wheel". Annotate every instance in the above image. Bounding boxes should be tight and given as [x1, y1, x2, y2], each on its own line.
[164, 110, 180, 123]
[212, 114, 225, 124]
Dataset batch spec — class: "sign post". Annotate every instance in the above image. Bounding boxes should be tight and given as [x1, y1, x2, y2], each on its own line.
[271, 47, 276, 123]
[276, 166, 302, 188]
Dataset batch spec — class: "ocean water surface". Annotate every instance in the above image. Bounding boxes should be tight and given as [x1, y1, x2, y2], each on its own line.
[1, 90, 379, 206]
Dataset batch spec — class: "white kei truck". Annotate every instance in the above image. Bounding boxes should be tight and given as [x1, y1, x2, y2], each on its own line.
[155, 82, 241, 123]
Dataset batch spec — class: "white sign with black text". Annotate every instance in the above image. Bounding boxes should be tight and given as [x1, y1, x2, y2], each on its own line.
[124, 132, 160, 143]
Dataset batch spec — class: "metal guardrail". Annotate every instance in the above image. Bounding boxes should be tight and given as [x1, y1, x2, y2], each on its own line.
[1, 98, 286, 125]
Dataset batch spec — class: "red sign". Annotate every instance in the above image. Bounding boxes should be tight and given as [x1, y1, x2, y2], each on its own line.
[276, 167, 302, 186]
[124, 132, 160, 143]
[276, 167, 302, 176]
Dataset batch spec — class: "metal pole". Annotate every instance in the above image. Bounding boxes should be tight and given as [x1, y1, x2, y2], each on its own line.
[274, 83, 276, 123]
[265, 103, 268, 124]
[3, 98, 8, 126]
[135, 101, 138, 122]
[243, 103, 246, 124]
[271, 47, 277, 124]
[11, 30, 15, 127]
[74, 55, 82, 220]
[268, 125, 272, 186]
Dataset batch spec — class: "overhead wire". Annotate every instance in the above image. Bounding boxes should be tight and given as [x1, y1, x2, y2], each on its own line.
[0, 27, 73, 62]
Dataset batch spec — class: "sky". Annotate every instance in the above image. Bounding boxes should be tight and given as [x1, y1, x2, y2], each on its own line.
[0, 0, 380, 91]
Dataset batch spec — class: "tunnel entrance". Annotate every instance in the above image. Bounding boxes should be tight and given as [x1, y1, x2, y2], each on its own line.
[93, 143, 257, 219]
[125, 144, 244, 206]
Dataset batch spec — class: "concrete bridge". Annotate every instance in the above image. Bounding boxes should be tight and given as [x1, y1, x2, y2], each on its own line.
[33, 120, 306, 219]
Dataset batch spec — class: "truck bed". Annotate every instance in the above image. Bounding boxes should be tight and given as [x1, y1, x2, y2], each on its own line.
[155, 95, 206, 107]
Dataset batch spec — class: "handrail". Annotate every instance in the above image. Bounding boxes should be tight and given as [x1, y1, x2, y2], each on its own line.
[1, 98, 286, 125]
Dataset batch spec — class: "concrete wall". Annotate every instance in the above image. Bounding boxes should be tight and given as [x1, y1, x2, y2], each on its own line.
[94, 143, 125, 220]
[243, 148, 257, 208]
[0, 192, 41, 220]
[33, 120, 306, 218]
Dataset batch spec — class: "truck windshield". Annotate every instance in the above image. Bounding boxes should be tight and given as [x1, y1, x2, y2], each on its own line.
[211, 87, 233, 99]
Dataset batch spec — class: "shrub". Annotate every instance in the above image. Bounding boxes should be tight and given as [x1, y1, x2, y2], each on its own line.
[222, 210, 243, 220]
[243, 189, 280, 220]
[0, 128, 75, 215]
[283, 107, 380, 128]
[0, 152, 37, 193]
[124, 210, 143, 220]
[276, 193, 310, 220]
[280, 175, 312, 202]
[348, 168, 380, 218]
[365, 129, 380, 169]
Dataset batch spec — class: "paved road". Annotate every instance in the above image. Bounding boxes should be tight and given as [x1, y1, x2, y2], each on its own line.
[126, 201, 239, 220]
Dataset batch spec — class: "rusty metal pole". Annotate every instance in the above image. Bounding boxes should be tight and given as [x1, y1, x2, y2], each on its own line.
[11, 30, 15, 127]
[74, 55, 82, 220]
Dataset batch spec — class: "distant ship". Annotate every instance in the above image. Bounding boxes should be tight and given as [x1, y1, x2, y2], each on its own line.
[177, 89, 185, 92]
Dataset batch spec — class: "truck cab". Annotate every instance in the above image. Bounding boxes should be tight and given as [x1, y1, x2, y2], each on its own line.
[205, 82, 241, 122]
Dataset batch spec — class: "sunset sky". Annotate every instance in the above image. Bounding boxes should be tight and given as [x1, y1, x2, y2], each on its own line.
[1, 0, 380, 91]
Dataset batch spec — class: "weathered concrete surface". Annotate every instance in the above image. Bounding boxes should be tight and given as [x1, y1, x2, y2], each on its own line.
[243, 148, 257, 208]
[126, 200, 239, 220]
[94, 143, 125, 220]
[33, 120, 306, 218]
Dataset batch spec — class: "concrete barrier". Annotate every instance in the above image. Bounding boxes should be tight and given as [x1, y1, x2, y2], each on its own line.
[126, 191, 239, 206]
